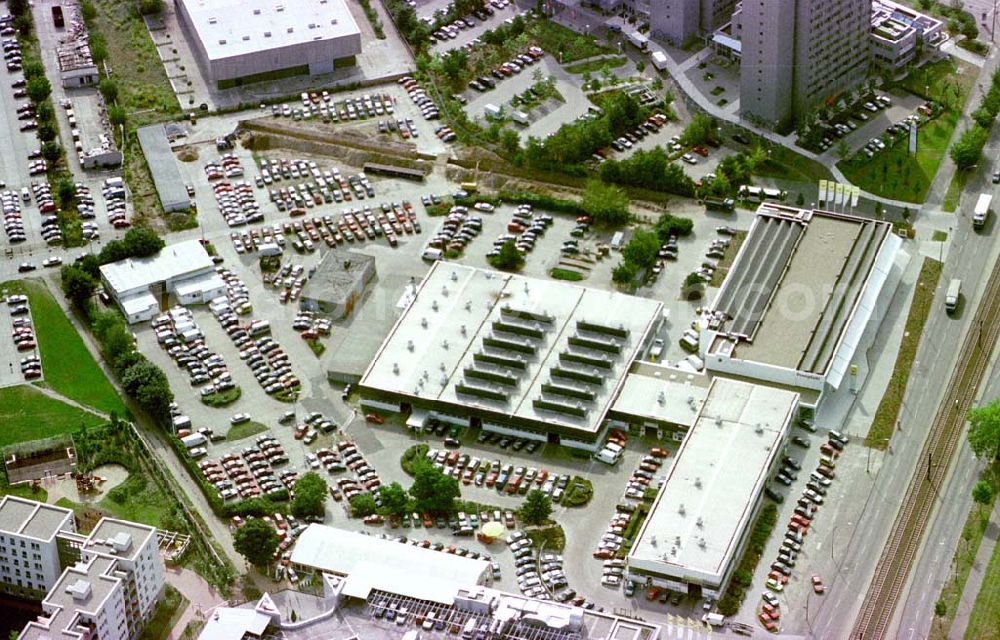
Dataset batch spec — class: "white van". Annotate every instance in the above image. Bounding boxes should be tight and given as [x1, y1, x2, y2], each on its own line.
[258, 242, 282, 257]
[679, 329, 700, 352]
[596, 448, 621, 465]
[946, 279, 961, 312]
[422, 247, 443, 261]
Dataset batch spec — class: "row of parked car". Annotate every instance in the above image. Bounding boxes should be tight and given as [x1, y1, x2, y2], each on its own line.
[428, 206, 483, 255]
[291, 310, 331, 341]
[2, 190, 27, 244]
[269, 90, 397, 124]
[258, 159, 375, 204]
[6, 293, 36, 357]
[398, 76, 440, 121]
[199, 435, 292, 501]
[468, 46, 545, 93]
[212, 180, 263, 228]
[102, 177, 129, 229]
[152, 308, 237, 395]
[422, 446, 574, 504]
[490, 203, 554, 258]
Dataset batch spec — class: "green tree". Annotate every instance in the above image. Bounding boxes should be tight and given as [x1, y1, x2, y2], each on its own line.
[950, 125, 989, 169]
[22, 60, 45, 81]
[107, 104, 127, 128]
[37, 121, 58, 143]
[41, 141, 63, 163]
[581, 180, 630, 226]
[233, 518, 279, 567]
[500, 128, 521, 155]
[290, 472, 327, 518]
[489, 239, 525, 271]
[98, 78, 119, 104]
[520, 489, 552, 525]
[349, 492, 378, 517]
[138, 0, 165, 15]
[621, 229, 660, 270]
[409, 460, 460, 514]
[654, 212, 694, 241]
[680, 112, 714, 147]
[441, 49, 468, 85]
[122, 226, 165, 257]
[26, 76, 52, 103]
[60, 265, 97, 311]
[972, 479, 995, 508]
[967, 396, 1000, 459]
[56, 178, 76, 209]
[121, 360, 173, 420]
[377, 482, 411, 517]
[611, 261, 637, 285]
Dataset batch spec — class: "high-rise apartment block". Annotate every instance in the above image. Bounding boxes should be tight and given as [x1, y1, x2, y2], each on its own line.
[0, 497, 164, 640]
[737, 0, 872, 127]
[651, 0, 739, 45]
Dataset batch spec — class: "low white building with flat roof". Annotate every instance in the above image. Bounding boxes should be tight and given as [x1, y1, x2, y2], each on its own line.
[702, 205, 906, 411]
[291, 524, 491, 604]
[99, 239, 226, 323]
[175, 0, 362, 88]
[359, 262, 665, 450]
[627, 378, 799, 598]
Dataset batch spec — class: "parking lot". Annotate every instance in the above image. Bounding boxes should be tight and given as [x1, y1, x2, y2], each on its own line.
[0, 292, 41, 387]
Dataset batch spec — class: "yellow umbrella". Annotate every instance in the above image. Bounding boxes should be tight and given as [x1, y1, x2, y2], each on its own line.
[481, 521, 505, 538]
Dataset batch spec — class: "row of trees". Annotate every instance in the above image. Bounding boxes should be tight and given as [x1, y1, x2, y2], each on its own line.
[350, 459, 462, 518]
[385, 0, 433, 50]
[597, 146, 696, 197]
[950, 66, 1000, 169]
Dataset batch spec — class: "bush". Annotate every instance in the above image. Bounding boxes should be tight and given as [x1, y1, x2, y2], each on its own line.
[200, 386, 242, 407]
[561, 476, 593, 507]
[488, 239, 525, 271]
[401, 444, 429, 475]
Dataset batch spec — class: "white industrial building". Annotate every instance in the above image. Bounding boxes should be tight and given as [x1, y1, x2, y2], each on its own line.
[359, 262, 666, 451]
[627, 378, 799, 598]
[291, 524, 491, 603]
[0, 496, 77, 600]
[701, 205, 906, 411]
[175, 0, 362, 88]
[99, 239, 226, 324]
[1, 497, 165, 640]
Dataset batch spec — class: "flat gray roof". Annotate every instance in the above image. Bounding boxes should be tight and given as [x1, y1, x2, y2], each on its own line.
[178, 0, 360, 61]
[21, 556, 121, 640]
[136, 124, 193, 213]
[84, 519, 156, 562]
[360, 263, 663, 435]
[710, 206, 891, 372]
[0, 496, 72, 542]
[301, 249, 374, 305]
[629, 378, 798, 582]
[611, 364, 711, 428]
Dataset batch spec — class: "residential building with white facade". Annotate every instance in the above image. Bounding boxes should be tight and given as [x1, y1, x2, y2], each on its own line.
[1, 497, 165, 640]
[0, 497, 77, 600]
[869, 0, 944, 72]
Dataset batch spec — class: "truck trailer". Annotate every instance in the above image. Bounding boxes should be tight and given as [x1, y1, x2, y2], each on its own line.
[973, 193, 991, 230]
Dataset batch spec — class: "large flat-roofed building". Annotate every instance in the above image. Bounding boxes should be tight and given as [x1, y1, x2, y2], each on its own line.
[702, 205, 905, 410]
[99, 239, 226, 324]
[299, 248, 376, 318]
[0, 496, 76, 599]
[627, 378, 798, 598]
[175, 0, 362, 88]
[359, 263, 665, 450]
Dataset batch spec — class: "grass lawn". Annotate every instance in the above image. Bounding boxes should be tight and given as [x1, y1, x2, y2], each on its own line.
[550, 268, 584, 281]
[139, 585, 188, 640]
[56, 470, 176, 530]
[943, 169, 971, 213]
[839, 58, 976, 202]
[932, 229, 949, 242]
[527, 20, 612, 63]
[0, 386, 107, 448]
[929, 462, 999, 640]
[754, 145, 834, 184]
[0, 482, 48, 501]
[866, 258, 942, 448]
[564, 56, 627, 75]
[226, 420, 268, 442]
[2, 280, 125, 415]
[709, 230, 748, 286]
[837, 112, 958, 203]
[965, 504, 1000, 640]
[91, 0, 180, 124]
[526, 524, 566, 552]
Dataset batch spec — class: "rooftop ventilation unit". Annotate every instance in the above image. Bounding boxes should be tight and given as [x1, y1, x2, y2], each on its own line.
[577, 320, 629, 338]
[242, 35, 250, 41]
[755, 423, 764, 435]
[532, 398, 588, 417]
[420, 318, 428, 329]
[263, 31, 272, 37]
[432, 300, 438, 311]
[460, 325, 467, 337]
[657, 391, 666, 406]
[392, 362, 399, 375]
[407, 340, 414, 352]
[465, 366, 519, 387]
[694, 477, 702, 488]
[560, 350, 612, 369]
[218, 39, 226, 45]
[500, 307, 554, 324]
[678, 504, 685, 516]
[541, 382, 596, 402]
[473, 351, 527, 370]
[550, 365, 603, 385]
[696, 517, 703, 528]
[208, 16, 217, 24]
[698, 538, 707, 549]
[492, 319, 545, 339]
[455, 381, 508, 402]
[483, 335, 536, 355]
[253, 9, 261, 15]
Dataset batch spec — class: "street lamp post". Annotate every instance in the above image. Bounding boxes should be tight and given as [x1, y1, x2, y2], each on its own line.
[866, 438, 890, 473]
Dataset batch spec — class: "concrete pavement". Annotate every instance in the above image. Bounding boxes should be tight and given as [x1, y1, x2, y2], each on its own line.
[164, 566, 226, 640]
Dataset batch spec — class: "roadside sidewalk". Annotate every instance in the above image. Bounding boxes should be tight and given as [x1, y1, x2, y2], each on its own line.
[165, 567, 227, 640]
[948, 502, 1000, 640]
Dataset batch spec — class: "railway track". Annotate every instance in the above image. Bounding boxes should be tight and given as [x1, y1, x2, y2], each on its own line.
[851, 255, 1000, 639]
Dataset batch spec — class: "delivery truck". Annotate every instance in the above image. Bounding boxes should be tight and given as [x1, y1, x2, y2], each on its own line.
[973, 193, 991, 230]
[946, 279, 961, 313]
[626, 31, 648, 50]
[180, 433, 207, 449]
